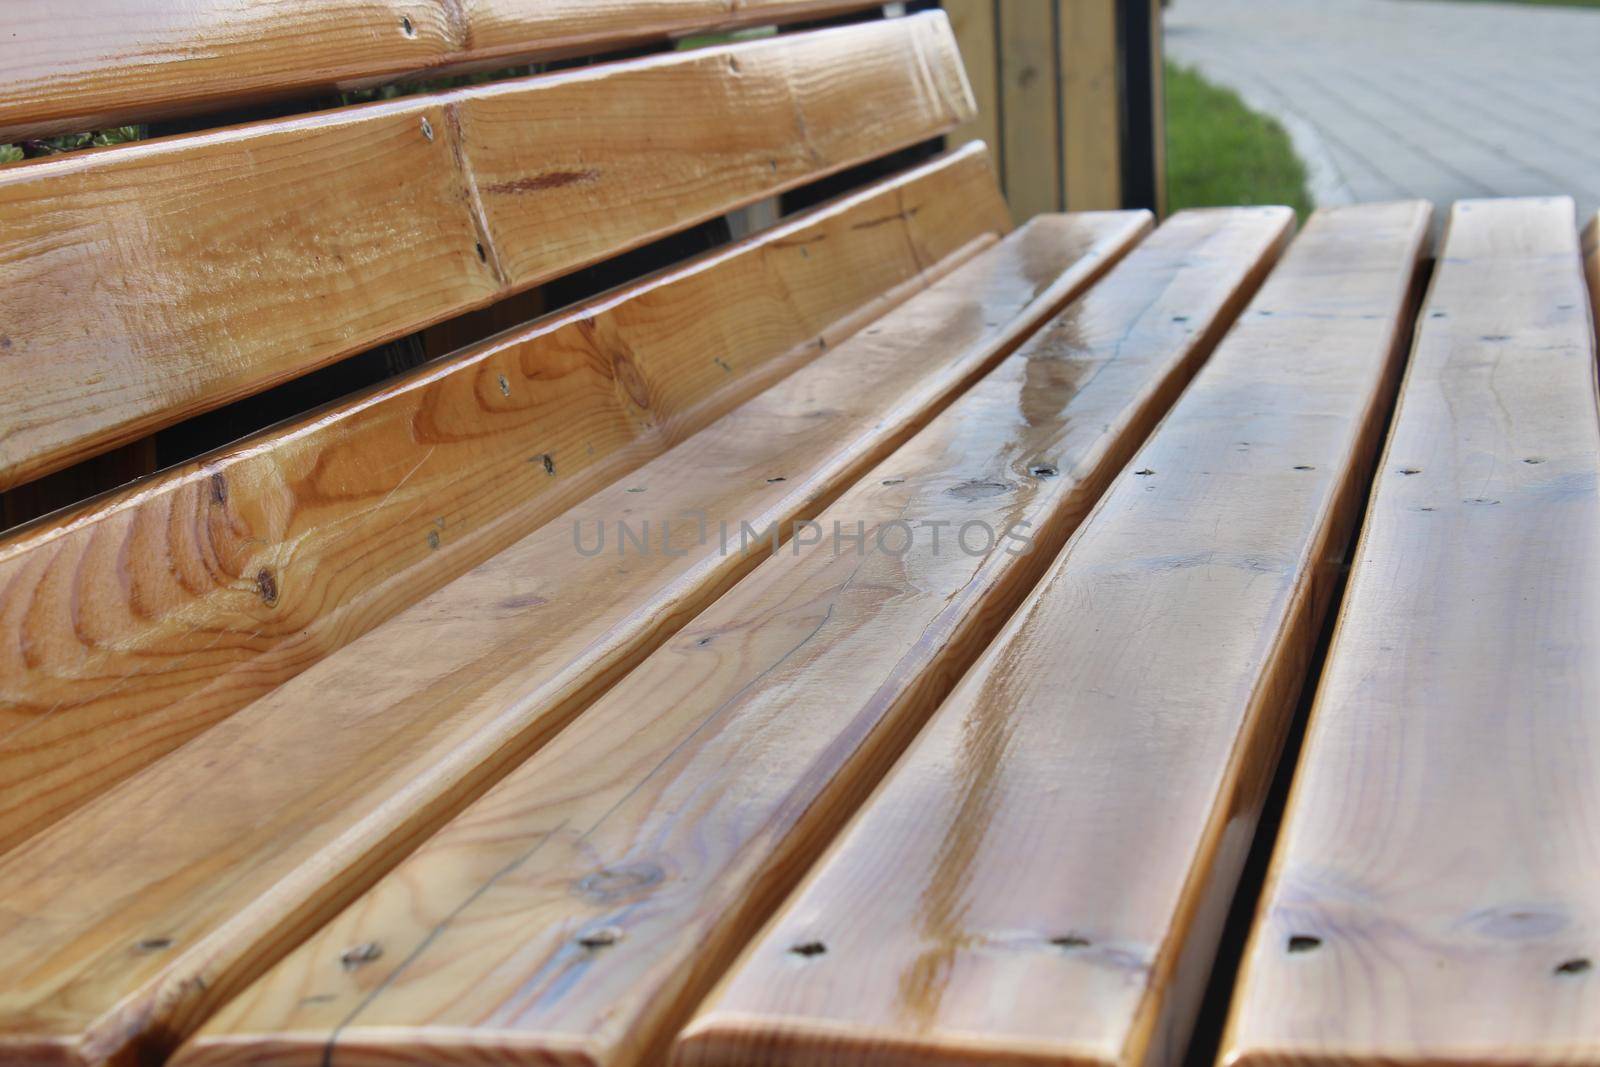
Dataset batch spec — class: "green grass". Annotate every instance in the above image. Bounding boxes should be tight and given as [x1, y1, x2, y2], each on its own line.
[1165, 62, 1312, 219]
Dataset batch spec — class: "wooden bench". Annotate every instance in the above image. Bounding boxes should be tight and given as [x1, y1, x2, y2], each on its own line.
[2, 5, 1598, 1067]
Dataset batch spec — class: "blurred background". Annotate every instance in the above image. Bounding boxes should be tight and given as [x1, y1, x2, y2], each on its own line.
[946, 0, 1600, 235]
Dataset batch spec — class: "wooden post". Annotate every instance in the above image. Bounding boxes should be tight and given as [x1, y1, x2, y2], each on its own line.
[944, 0, 1165, 219]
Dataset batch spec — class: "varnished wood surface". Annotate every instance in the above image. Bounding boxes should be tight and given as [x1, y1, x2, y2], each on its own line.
[0, 13, 972, 489]
[678, 201, 1433, 1067]
[0, 1, 882, 141]
[175, 206, 1284, 1067]
[0, 147, 1011, 856]
[1220, 199, 1600, 1067]
[0, 211, 1150, 1067]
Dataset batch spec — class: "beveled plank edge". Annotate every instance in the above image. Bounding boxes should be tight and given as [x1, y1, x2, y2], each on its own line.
[0, 2, 884, 142]
[0, 145, 1009, 855]
[0, 13, 972, 489]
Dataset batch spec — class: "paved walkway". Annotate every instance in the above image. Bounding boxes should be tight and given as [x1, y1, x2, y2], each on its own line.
[1165, 0, 1600, 229]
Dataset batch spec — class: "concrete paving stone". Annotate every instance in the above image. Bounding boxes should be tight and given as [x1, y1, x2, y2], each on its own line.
[1165, 0, 1600, 229]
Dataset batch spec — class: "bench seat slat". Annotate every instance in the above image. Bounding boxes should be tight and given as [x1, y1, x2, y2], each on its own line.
[0, 1, 883, 142]
[0, 145, 1010, 855]
[1221, 198, 1600, 1067]
[675, 200, 1431, 1067]
[0, 208, 1148, 1067]
[0, 13, 971, 489]
[171, 205, 1288, 1067]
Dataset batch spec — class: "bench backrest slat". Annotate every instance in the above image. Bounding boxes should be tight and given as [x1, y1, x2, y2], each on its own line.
[0, 13, 971, 490]
[0, 1, 883, 141]
[0, 145, 1009, 854]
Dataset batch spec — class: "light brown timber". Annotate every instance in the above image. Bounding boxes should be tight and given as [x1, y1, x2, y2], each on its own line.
[0, 147, 1010, 854]
[0, 1, 885, 142]
[0, 209, 1150, 1067]
[174, 205, 1287, 1067]
[1220, 198, 1600, 1067]
[0, 14, 971, 488]
[677, 200, 1434, 1067]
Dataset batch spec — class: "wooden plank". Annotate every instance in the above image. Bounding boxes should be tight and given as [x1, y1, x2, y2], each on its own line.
[1220, 199, 1600, 1067]
[0, 209, 1150, 1067]
[0, 146, 1012, 855]
[676, 201, 1432, 1067]
[1583, 211, 1600, 317]
[174, 205, 1283, 1067]
[1060, 0, 1122, 211]
[998, 0, 1059, 223]
[0, 13, 972, 489]
[0, 1, 885, 141]
[943, 0, 1000, 156]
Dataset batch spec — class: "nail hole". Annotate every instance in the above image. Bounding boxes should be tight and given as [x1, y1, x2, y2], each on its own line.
[341, 942, 383, 970]
[1555, 957, 1592, 976]
[577, 926, 624, 949]
[1287, 935, 1321, 953]
[419, 116, 433, 141]
[1525, 457, 1545, 465]
[1481, 334, 1511, 342]
[427, 529, 441, 550]
[1430, 311, 1447, 319]
[209, 472, 228, 506]
[1029, 464, 1058, 478]
[1398, 468, 1421, 476]
[136, 937, 173, 952]
[767, 476, 786, 483]
[542, 454, 555, 476]
[1050, 935, 1091, 949]
[497, 374, 510, 397]
[790, 940, 826, 958]
[625, 486, 645, 494]
[882, 478, 905, 486]
[695, 635, 714, 647]
[256, 568, 278, 606]
[400, 14, 415, 36]
[1135, 469, 1155, 477]
[475, 241, 487, 262]
[1171, 315, 1189, 323]
[1293, 465, 1315, 471]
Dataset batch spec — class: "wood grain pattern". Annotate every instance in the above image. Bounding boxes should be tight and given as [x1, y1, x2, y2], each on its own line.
[0, 13, 972, 489]
[943, 0, 1000, 158]
[0, 210, 1150, 1067]
[998, 0, 1058, 223]
[677, 201, 1433, 1067]
[0, 0, 883, 141]
[1060, 0, 1122, 211]
[0, 146, 1011, 856]
[174, 205, 1282, 1067]
[1220, 198, 1600, 1067]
